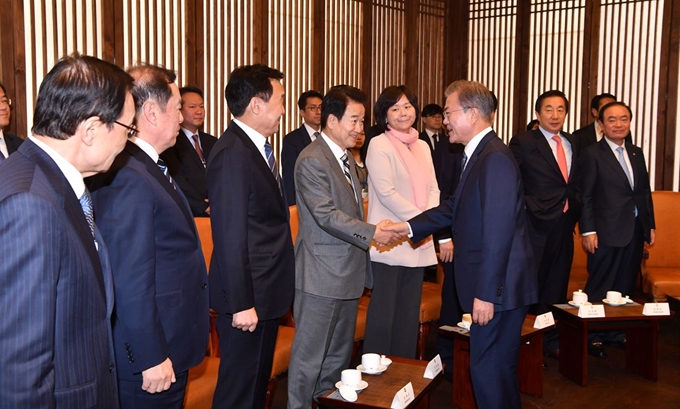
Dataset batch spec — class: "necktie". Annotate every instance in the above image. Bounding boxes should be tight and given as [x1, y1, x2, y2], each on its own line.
[616, 147, 634, 188]
[265, 140, 282, 193]
[192, 134, 206, 167]
[157, 158, 174, 185]
[313, 131, 320, 141]
[79, 189, 95, 238]
[552, 135, 569, 212]
[433, 133, 438, 145]
[460, 154, 467, 179]
[341, 153, 357, 201]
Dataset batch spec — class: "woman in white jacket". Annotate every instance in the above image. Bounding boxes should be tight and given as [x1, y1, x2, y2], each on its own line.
[364, 85, 440, 358]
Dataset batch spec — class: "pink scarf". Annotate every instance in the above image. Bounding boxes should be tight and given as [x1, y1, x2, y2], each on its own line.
[385, 127, 431, 211]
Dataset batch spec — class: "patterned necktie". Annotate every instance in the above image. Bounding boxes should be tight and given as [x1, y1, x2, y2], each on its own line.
[341, 153, 357, 201]
[264, 140, 281, 193]
[460, 154, 468, 180]
[192, 134, 206, 166]
[156, 158, 174, 185]
[552, 135, 569, 212]
[313, 131, 320, 141]
[79, 189, 95, 238]
[616, 147, 634, 188]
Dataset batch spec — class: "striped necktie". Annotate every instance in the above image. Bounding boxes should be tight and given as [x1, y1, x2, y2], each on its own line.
[265, 140, 282, 194]
[79, 189, 95, 238]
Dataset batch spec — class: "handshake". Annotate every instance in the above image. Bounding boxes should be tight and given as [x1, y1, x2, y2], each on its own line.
[372, 220, 411, 247]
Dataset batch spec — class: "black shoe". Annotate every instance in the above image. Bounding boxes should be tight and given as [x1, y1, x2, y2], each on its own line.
[588, 342, 607, 359]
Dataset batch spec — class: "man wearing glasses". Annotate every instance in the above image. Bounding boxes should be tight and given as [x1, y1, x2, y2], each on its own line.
[0, 82, 23, 163]
[282, 90, 323, 205]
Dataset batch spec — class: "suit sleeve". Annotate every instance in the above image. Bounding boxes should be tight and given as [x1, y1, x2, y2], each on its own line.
[295, 155, 376, 249]
[474, 152, 523, 302]
[0, 193, 60, 408]
[508, 134, 524, 167]
[92, 169, 169, 374]
[207, 146, 256, 314]
[366, 139, 430, 221]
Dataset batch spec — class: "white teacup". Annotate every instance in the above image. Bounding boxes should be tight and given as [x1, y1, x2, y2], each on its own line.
[573, 290, 588, 305]
[361, 353, 381, 371]
[606, 291, 622, 303]
[341, 369, 362, 387]
[462, 313, 472, 325]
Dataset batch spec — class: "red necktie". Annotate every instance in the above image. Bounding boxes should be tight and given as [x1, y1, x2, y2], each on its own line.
[552, 135, 569, 212]
[192, 134, 206, 166]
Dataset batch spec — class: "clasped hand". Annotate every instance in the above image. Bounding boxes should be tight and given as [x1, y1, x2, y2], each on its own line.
[372, 219, 406, 246]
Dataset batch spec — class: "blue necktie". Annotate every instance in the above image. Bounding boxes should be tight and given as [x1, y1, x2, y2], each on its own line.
[460, 154, 468, 180]
[79, 189, 95, 238]
[265, 140, 282, 194]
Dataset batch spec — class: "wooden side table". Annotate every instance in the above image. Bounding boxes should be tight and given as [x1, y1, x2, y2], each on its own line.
[439, 315, 552, 409]
[317, 356, 442, 408]
[549, 303, 674, 386]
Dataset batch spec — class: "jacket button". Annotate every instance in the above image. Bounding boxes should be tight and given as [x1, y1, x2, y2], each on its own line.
[201, 283, 207, 289]
[109, 364, 114, 373]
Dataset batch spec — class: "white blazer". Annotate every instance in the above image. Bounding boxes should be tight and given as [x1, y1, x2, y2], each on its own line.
[366, 133, 439, 267]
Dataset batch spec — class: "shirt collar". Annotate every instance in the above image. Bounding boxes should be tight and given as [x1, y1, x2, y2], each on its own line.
[303, 123, 320, 138]
[604, 136, 625, 153]
[320, 132, 347, 160]
[28, 135, 85, 198]
[130, 136, 159, 162]
[463, 126, 493, 160]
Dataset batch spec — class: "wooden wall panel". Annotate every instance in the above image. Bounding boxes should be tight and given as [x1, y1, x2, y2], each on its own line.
[371, 0, 406, 107]
[417, 0, 446, 108]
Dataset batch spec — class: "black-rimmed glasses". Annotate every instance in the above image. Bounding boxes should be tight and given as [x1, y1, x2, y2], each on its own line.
[114, 121, 138, 138]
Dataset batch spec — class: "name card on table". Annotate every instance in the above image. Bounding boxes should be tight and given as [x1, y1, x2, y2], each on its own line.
[533, 312, 555, 329]
[390, 382, 415, 409]
[642, 303, 671, 316]
[423, 354, 443, 379]
[577, 304, 605, 318]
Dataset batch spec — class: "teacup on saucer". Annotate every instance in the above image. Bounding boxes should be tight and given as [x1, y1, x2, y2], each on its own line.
[335, 380, 368, 392]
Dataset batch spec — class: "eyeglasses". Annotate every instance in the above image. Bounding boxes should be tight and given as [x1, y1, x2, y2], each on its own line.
[114, 121, 138, 138]
[0, 98, 11, 107]
[305, 105, 322, 112]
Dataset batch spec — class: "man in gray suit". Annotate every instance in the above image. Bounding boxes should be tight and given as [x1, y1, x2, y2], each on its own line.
[287, 85, 401, 408]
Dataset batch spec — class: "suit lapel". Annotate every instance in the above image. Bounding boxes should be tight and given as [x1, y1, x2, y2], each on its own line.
[532, 130, 563, 178]
[229, 122, 285, 209]
[318, 137, 359, 208]
[626, 142, 643, 190]
[22, 140, 106, 298]
[452, 131, 496, 217]
[177, 131, 205, 169]
[598, 139, 632, 189]
[126, 142, 196, 229]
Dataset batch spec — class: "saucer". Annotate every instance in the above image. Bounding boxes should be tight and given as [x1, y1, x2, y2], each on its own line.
[602, 298, 627, 306]
[335, 380, 368, 392]
[357, 364, 387, 374]
[457, 321, 471, 331]
[381, 356, 392, 367]
[568, 301, 592, 307]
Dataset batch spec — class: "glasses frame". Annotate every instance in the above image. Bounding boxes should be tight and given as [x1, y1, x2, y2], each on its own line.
[114, 120, 138, 138]
[0, 98, 11, 107]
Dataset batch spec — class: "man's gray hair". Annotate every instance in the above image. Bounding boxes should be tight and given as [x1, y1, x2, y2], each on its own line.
[444, 80, 495, 122]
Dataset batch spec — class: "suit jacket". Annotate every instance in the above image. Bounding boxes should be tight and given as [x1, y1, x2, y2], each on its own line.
[432, 139, 465, 242]
[418, 130, 436, 153]
[409, 131, 538, 312]
[573, 122, 633, 152]
[282, 125, 314, 206]
[0, 139, 118, 408]
[509, 129, 581, 231]
[206, 121, 295, 319]
[366, 134, 439, 267]
[4, 131, 23, 155]
[160, 130, 216, 217]
[89, 141, 209, 381]
[294, 136, 376, 299]
[578, 139, 655, 247]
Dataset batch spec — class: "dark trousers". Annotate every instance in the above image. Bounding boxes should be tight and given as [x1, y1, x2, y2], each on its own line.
[363, 262, 423, 358]
[469, 306, 528, 409]
[212, 314, 280, 409]
[118, 370, 188, 409]
[436, 261, 462, 374]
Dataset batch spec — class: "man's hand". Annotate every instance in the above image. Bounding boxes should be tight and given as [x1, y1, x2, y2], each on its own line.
[204, 199, 210, 215]
[141, 358, 175, 393]
[645, 229, 656, 247]
[233, 307, 258, 332]
[582, 234, 598, 254]
[372, 219, 404, 246]
[438, 241, 453, 263]
[472, 298, 494, 326]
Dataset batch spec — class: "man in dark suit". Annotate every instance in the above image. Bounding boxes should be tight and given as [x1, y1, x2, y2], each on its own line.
[387, 80, 537, 409]
[90, 65, 209, 409]
[0, 54, 133, 408]
[0, 82, 23, 161]
[286, 86, 399, 408]
[281, 90, 323, 205]
[206, 64, 295, 409]
[573, 93, 632, 151]
[160, 86, 216, 217]
[579, 101, 655, 356]
[419, 103, 444, 154]
[509, 90, 580, 355]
